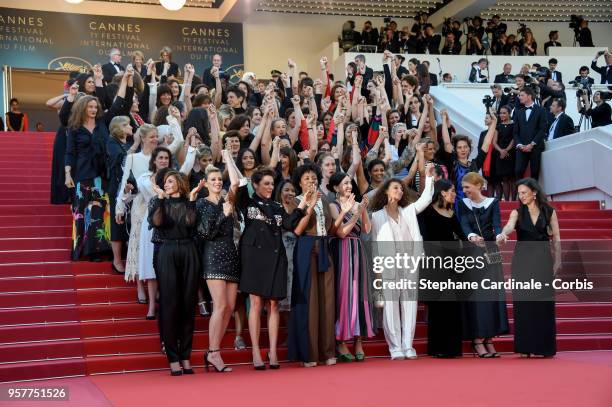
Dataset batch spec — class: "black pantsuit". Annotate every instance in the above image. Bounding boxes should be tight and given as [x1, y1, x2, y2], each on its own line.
[148, 196, 199, 364]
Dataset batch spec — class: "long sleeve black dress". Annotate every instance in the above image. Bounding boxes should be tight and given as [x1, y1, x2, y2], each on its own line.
[148, 196, 200, 364]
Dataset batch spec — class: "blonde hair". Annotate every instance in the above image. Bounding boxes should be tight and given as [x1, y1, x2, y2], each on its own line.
[462, 171, 486, 188]
[204, 164, 221, 179]
[132, 50, 145, 62]
[217, 104, 235, 131]
[109, 116, 130, 140]
[139, 123, 157, 140]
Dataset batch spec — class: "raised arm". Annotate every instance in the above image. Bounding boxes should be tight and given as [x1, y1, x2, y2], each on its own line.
[46, 94, 65, 110]
[208, 104, 222, 162]
[410, 164, 435, 214]
[212, 67, 223, 108]
[440, 109, 454, 154]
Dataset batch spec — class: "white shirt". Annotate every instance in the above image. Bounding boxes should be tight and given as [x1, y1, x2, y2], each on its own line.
[524, 103, 535, 121]
[548, 112, 562, 141]
[110, 60, 122, 73]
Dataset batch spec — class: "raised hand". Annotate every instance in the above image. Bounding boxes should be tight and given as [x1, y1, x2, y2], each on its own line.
[93, 64, 103, 82]
[211, 66, 219, 79]
[425, 162, 435, 177]
[222, 201, 233, 217]
[340, 193, 355, 214]
[360, 195, 369, 213]
[288, 59, 296, 69]
[125, 64, 134, 78]
[189, 179, 205, 201]
[168, 105, 181, 121]
[67, 82, 79, 101]
[320, 56, 328, 70]
[333, 112, 345, 125]
[152, 183, 166, 199]
[291, 95, 301, 105]
[313, 79, 323, 94]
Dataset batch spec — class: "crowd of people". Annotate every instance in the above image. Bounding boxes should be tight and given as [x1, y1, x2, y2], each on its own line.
[341, 12, 596, 55]
[41, 42, 577, 375]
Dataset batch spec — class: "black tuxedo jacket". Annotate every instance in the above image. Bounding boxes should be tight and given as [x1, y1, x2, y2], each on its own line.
[469, 67, 487, 83]
[494, 73, 515, 84]
[512, 105, 548, 149]
[548, 113, 575, 140]
[591, 60, 612, 85]
[429, 73, 438, 86]
[102, 62, 124, 84]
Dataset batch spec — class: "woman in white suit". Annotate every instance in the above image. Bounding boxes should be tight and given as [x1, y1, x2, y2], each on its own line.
[370, 163, 435, 360]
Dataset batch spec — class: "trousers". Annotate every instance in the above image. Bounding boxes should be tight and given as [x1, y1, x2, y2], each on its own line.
[383, 300, 418, 358]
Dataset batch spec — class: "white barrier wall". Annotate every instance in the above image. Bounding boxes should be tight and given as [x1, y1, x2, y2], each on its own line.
[540, 125, 612, 207]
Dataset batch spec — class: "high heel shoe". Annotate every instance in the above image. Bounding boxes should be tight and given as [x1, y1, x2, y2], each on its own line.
[267, 352, 280, 369]
[204, 349, 231, 373]
[338, 353, 355, 363]
[471, 341, 493, 358]
[355, 352, 365, 362]
[483, 339, 500, 358]
[111, 263, 125, 274]
[137, 293, 147, 304]
[170, 368, 183, 376]
[181, 361, 194, 375]
[146, 313, 156, 320]
[198, 301, 209, 317]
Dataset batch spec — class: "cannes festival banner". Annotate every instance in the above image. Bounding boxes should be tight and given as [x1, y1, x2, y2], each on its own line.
[0, 7, 244, 82]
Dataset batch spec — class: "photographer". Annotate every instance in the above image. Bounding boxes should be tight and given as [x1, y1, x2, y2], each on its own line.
[416, 23, 441, 54]
[485, 15, 507, 44]
[506, 75, 529, 109]
[380, 27, 401, 53]
[548, 58, 563, 84]
[360, 20, 379, 47]
[489, 84, 510, 114]
[504, 34, 520, 56]
[573, 66, 595, 87]
[591, 50, 612, 85]
[411, 12, 429, 36]
[540, 79, 565, 113]
[441, 32, 462, 55]
[577, 18, 594, 47]
[544, 31, 562, 55]
[578, 90, 612, 128]
[399, 26, 418, 54]
[492, 33, 507, 56]
[519, 30, 537, 56]
[465, 31, 484, 55]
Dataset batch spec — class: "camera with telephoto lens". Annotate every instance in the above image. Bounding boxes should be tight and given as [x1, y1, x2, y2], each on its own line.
[569, 15, 584, 32]
[601, 91, 612, 101]
[569, 78, 592, 97]
[517, 23, 527, 37]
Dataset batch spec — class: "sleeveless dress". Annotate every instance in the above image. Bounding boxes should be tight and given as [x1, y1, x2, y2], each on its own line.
[329, 201, 375, 341]
[511, 205, 556, 356]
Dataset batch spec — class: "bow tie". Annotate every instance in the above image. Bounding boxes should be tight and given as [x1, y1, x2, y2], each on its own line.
[525, 106, 533, 110]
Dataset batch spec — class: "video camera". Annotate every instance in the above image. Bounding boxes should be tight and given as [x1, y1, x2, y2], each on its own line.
[482, 95, 495, 108]
[517, 23, 528, 37]
[569, 77, 592, 97]
[569, 15, 584, 33]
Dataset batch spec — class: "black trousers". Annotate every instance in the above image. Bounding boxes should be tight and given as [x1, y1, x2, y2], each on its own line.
[514, 148, 542, 180]
[157, 240, 200, 363]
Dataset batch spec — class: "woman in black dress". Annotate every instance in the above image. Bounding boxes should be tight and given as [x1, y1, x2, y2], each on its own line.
[5, 98, 27, 131]
[419, 179, 466, 358]
[497, 178, 561, 357]
[148, 170, 200, 376]
[459, 172, 509, 358]
[492, 106, 515, 201]
[227, 159, 309, 369]
[196, 155, 240, 373]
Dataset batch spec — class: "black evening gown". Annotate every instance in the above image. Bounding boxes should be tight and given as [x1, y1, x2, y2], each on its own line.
[459, 198, 510, 339]
[511, 205, 556, 356]
[50, 126, 71, 204]
[493, 123, 515, 178]
[419, 206, 466, 357]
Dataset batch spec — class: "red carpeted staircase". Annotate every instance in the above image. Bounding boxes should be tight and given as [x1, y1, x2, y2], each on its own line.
[1, 131, 612, 383]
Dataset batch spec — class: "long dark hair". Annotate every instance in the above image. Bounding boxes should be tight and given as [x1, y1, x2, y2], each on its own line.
[516, 177, 553, 223]
[237, 148, 259, 173]
[183, 107, 210, 144]
[433, 179, 454, 210]
[369, 179, 412, 212]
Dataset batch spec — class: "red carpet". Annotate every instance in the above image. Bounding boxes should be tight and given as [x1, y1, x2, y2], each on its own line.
[1, 131, 612, 384]
[2, 352, 611, 407]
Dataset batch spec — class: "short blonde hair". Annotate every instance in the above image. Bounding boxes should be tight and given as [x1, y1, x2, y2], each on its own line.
[109, 116, 130, 140]
[462, 171, 485, 188]
[132, 50, 145, 62]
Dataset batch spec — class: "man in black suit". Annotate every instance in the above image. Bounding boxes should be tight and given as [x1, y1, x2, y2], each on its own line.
[416, 24, 441, 54]
[422, 60, 438, 86]
[394, 55, 409, 78]
[513, 87, 548, 180]
[469, 58, 488, 83]
[577, 19, 594, 47]
[494, 63, 515, 83]
[490, 85, 509, 114]
[573, 66, 595, 87]
[355, 54, 374, 96]
[361, 20, 379, 48]
[101, 48, 124, 84]
[202, 54, 223, 89]
[440, 32, 461, 55]
[546, 98, 575, 141]
[543, 30, 562, 55]
[548, 58, 563, 84]
[591, 50, 612, 86]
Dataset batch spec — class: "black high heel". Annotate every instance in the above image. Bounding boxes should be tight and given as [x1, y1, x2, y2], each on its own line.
[267, 352, 280, 369]
[181, 361, 194, 375]
[204, 349, 231, 373]
[471, 341, 493, 358]
[111, 263, 125, 274]
[483, 339, 500, 358]
[170, 369, 183, 376]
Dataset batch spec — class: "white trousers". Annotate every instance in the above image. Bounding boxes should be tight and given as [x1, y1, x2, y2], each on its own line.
[383, 300, 417, 358]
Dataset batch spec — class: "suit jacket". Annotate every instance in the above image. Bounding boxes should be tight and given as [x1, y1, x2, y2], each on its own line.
[441, 42, 462, 55]
[417, 35, 441, 54]
[544, 41, 562, 55]
[396, 65, 409, 79]
[429, 73, 438, 86]
[494, 73, 515, 84]
[469, 67, 488, 83]
[591, 60, 612, 85]
[512, 105, 548, 149]
[548, 113, 575, 140]
[492, 95, 510, 113]
[549, 70, 563, 83]
[154, 61, 179, 83]
[102, 62, 124, 84]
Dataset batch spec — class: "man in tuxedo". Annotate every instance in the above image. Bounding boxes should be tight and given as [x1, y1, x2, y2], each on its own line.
[513, 87, 548, 180]
[547, 98, 575, 141]
[102, 48, 124, 84]
[440, 32, 461, 55]
[591, 50, 612, 86]
[577, 19, 594, 47]
[494, 63, 515, 83]
[469, 58, 488, 83]
[394, 55, 409, 78]
[490, 85, 509, 114]
[361, 20, 379, 47]
[422, 60, 438, 86]
[202, 54, 223, 89]
[548, 58, 563, 84]
[543, 31, 562, 55]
